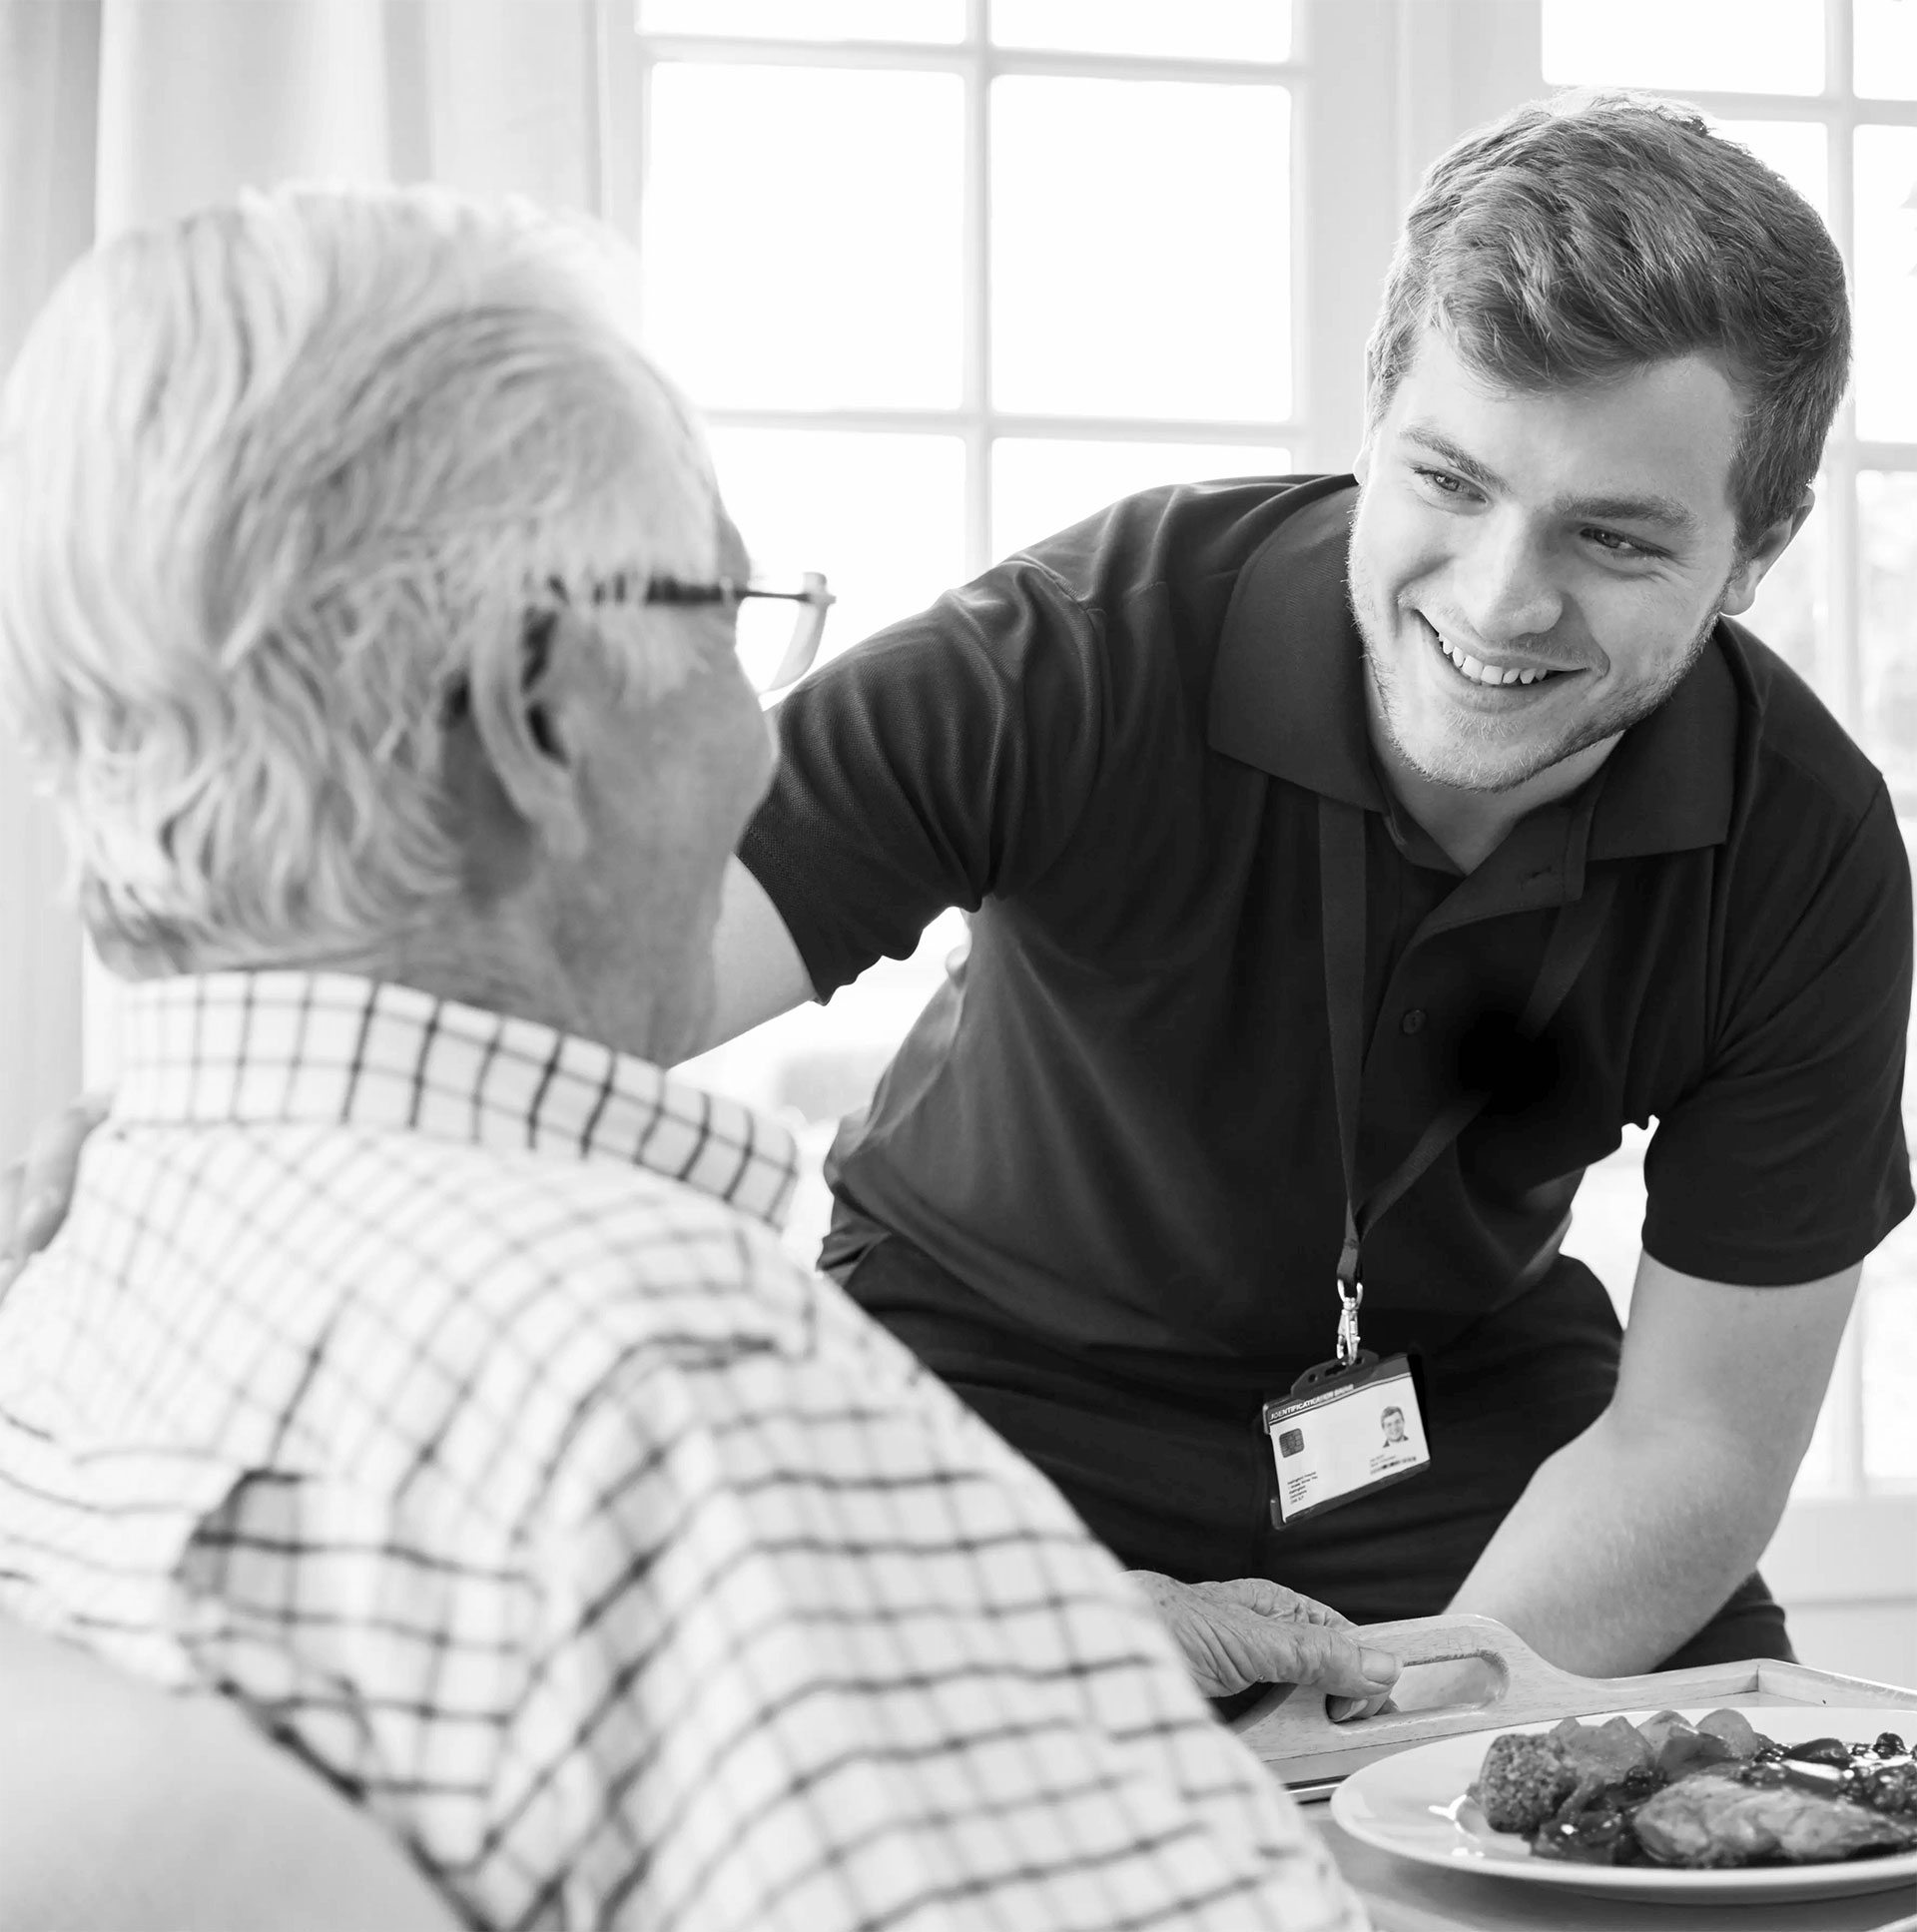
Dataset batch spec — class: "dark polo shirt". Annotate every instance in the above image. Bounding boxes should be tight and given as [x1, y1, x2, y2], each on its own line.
[742, 475, 1913, 1407]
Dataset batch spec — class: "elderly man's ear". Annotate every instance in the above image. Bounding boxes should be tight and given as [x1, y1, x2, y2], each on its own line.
[443, 609, 608, 888]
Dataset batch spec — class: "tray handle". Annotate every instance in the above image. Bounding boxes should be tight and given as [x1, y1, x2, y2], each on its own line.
[1228, 1612, 1764, 1765]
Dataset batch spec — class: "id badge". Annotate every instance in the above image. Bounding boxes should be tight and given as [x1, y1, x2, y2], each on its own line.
[1262, 1351, 1431, 1530]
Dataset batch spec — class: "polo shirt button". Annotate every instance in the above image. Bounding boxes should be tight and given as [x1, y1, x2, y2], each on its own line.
[1401, 1007, 1427, 1035]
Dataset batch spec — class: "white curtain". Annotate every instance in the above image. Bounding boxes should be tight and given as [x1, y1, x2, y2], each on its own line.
[0, 0, 606, 1157]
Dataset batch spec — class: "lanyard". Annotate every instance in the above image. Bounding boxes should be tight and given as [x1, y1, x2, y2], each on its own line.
[1316, 797, 1616, 1366]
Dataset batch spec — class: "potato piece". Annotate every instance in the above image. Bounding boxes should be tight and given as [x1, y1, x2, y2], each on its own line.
[1695, 1708, 1764, 1759]
[1657, 1726, 1733, 1781]
[1562, 1715, 1656, 1782]
[1637, 1709, 1695, 1755]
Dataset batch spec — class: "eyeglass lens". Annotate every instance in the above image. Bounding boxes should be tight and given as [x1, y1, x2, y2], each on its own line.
[736, 594, 828, 699]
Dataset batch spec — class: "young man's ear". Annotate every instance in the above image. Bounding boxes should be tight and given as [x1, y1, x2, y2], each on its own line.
[1721, 491, 1815, 617]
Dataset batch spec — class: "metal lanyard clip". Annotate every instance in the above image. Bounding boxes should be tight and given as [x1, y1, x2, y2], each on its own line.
[1335, 1227, 1363, 1367]
[1335, 1277, 1363, 1367]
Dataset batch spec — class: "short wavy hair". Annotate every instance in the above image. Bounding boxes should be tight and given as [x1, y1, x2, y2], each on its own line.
[0, 185, 720, 972]
[1365, 90, 1851, 551]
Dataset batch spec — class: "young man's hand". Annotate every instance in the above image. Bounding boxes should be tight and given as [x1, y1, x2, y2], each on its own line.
[1126, 1572, 1400, 1710]
[0, 1094, 109, 1292]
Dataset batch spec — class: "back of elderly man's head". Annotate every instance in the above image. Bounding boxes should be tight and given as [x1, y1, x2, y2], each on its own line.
[0, 186, 723, 976]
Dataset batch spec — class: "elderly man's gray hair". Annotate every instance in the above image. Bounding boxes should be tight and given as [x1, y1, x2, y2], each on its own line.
[0, 185, 719, 972]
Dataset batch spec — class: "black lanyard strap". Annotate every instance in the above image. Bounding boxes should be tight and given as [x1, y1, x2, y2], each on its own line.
[1316, 796, 1616, 1357]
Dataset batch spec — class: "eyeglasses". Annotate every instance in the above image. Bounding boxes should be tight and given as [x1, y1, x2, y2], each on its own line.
[438, 569, 837, 734]
[644, 571, 835, 702]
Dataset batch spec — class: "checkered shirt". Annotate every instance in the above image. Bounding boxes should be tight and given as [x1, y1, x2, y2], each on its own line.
[0, 971, 1365, 1932]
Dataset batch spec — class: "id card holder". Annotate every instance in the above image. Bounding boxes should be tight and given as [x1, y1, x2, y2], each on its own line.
[1262, 1350, 1431, 1530]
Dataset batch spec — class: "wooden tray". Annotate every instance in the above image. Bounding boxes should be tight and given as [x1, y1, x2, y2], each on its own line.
[1229, 1612, 1917, 1797]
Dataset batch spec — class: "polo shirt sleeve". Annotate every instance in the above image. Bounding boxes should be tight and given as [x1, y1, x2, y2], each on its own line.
[1642, 782, 1915, 1286]
[739, 557, 1114, 999]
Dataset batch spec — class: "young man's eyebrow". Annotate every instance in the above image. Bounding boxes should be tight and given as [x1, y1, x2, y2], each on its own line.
[1551, 490, 1701, 539]
[1398, 423, 1702, 539]
[1400, 424, 1504, 492]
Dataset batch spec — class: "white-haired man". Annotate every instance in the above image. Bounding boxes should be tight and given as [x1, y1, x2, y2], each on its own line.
[0, 186, 1389, 1930]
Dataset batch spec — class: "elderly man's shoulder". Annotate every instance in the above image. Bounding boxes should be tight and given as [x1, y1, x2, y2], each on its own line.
[305, 1120, 831, 1362]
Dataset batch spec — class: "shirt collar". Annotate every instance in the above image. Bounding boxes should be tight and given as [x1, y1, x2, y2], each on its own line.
[111, 971, 799, 1232]
[1208, 483, 1381, 811]
[1207, 478, 1734, 860]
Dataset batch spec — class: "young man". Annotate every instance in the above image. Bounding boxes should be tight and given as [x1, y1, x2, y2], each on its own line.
[708, 92, 1913, 1690]
[0, 186, 1379, 1929]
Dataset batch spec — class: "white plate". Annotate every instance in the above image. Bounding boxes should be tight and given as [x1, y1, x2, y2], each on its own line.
[1330, 1705, 1917, 1905]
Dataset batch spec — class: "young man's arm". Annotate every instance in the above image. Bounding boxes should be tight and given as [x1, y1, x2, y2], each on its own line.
[1446, 1251, 1858, 1672]
[688, 858, 817, 1058]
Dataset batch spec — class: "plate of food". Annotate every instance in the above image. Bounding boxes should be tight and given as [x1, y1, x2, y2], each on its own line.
[1330, 1704, 1917, 1904]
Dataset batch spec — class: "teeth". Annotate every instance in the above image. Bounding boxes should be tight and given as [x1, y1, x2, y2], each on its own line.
[1433, 627, 1556, 687]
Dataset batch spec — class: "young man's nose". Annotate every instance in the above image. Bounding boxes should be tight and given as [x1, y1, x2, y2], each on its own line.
[1454, 519, 1563, 647]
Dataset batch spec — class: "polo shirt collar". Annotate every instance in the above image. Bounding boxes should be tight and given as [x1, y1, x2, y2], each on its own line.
[1207, 477, 1735, 860]
[1583, 631, 1735, 860]
[1209, 482, 1381, 811]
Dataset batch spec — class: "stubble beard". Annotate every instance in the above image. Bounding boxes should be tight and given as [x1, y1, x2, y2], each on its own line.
[1346, 548, 1724, 797]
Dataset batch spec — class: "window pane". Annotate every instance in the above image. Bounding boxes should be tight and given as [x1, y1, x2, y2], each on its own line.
[991, 0, 1291, 62]
[1742, 487, 1824, 690]
[1714, 119, 1828, 221]
[1855, 0, 1917, 99]
[708, 428, 966, 668]
[644, 64, 961, 409]
[1854, 129, 1917, 442]
[1857, 470, 1917, 813]
[1863, 1260, 1917, 1484]
[992, 438, 1291, 560]
[991, 78, 1290, 420]
[639, 0, 963, 41]
[1564, 1127, 1647, 1318]
[1542, 0, 1824, 94]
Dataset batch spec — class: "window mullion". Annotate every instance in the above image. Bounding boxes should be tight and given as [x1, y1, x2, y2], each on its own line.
[964, 0, 991, 579]
[1827, 0, 1863, 744]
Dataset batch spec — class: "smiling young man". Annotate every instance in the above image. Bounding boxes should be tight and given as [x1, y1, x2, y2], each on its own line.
[688, 88, 1913, 1698]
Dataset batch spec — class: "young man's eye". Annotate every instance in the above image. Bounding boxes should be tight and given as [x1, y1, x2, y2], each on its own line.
[1585, 527, 1660, 559]
[1411, 466, 1477, 501]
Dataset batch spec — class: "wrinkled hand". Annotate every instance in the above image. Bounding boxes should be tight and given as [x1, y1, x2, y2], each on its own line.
[0, 1093, 109, 1293]
[1128, 1571, 1401, 1705]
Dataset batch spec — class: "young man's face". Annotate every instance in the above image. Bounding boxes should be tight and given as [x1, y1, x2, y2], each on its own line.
[1347, 326, 1796, 798]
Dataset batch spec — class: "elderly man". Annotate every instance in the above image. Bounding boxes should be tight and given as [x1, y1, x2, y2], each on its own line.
[0, 187, 1385, 1930]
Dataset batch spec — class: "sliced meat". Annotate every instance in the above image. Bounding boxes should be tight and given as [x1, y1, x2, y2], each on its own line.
[1633, 1770, 1917, 1868]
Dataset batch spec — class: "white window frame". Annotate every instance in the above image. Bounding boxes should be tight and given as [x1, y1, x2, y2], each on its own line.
[601, 1, 1321, 576]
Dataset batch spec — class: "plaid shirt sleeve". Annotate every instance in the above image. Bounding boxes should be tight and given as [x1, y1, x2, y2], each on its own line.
[470, 1286, 1368, 1932]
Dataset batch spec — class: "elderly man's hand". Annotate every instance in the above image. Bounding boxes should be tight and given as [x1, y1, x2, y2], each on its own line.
[0, 1094, 109, 1293]
[1127, 1571, 1401, 1707]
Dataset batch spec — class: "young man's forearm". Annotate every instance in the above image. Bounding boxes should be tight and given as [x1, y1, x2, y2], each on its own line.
[1445, 1409, 1789, 1676]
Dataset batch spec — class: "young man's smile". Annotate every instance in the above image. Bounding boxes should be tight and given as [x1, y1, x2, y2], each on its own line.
[1347, 325, 1805, 819]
